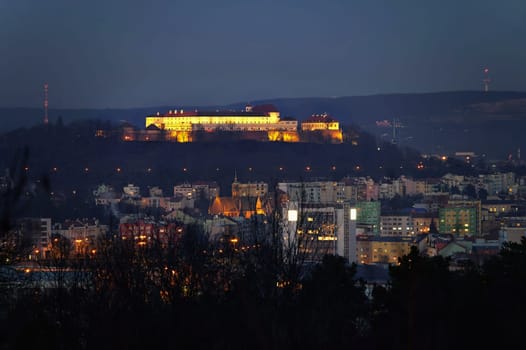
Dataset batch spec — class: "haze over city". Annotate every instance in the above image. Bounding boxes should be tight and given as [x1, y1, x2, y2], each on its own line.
[1, 0, 526, 108]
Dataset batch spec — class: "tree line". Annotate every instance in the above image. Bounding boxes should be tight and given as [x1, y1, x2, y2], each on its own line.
[2, 216, 526, 349]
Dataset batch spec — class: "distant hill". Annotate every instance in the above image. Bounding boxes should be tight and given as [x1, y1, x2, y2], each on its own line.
[0, 121, 446, 209]
[3, 91, 526, 157]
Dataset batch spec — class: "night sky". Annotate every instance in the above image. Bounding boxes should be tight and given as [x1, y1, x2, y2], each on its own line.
[1, 0, 525, 108]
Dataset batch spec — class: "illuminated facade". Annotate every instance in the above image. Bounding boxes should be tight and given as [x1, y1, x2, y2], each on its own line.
[439, 207, 478, 236]
[380, 215, 415, 236]
[277, 181, 346, 204]
[355, 201, 381, 234]
[146, 104, 297, 133]
[356, 235, 420, 265]
[301, 113, 340, 131]
[281, 203, 358, 264]
[412, 214, 437, 234]
[138, 105, 344, 143]
[439, 200, 481, 236]
[282, 203, 341, 264]
[300, 113, 343, 143]
[209, 196, 266, 219]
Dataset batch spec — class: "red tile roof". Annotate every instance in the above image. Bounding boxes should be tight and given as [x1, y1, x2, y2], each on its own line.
[153, 104, 280, 118]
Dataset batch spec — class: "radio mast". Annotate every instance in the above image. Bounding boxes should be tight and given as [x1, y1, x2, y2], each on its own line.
[43, 83, 49, 124]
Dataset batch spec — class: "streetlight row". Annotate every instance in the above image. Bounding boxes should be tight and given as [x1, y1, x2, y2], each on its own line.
[26, 163, 426, 174]
[28, 165, 374, 173]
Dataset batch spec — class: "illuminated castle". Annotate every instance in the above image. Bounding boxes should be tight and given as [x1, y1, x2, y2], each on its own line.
[146, 104, 296, 132]
[301, 113, 340, 131]
[139, 104, 342, 143]
[300, 113, 343, 143]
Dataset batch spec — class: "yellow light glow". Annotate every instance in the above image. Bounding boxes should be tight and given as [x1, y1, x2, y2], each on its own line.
[317, 236, 337, 241]
[267, 131, 299, 142]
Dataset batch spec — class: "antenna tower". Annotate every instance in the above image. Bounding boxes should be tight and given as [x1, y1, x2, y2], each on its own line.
[483, 68, 491, 93]
[43, 83, 49, 124]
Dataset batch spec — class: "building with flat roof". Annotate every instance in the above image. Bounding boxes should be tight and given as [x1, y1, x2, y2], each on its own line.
[380, 215, 414, 236]
[139, 105, 342, 143]
[281, 202, 357, 264]
[355, 201, 381, 234]
[301, 113, 340, 131]
[232, 175, 268, 198]
[439, 204, 479, 236]
[356, 235, 424, 265]
[146, 104, 293, 132]
[277, 181, 346, 204]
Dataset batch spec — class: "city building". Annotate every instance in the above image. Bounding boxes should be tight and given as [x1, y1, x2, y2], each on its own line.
[499, 226, 526, 244]
[123, 184, 141, 199]
[119, 220, 181, 248]
[281, 202, 357, 264]
[412, 213, 437, 234]
[277, 181, 346, 204]
[15, 218, 52, 258]
[146, 104, 288, 132]
[301, 113, 340, 131]
[173, 182, 220, 200]
[232, 176, 268, 198]
[355, 201, 381, 234]
[93, 184, 120, 206]
[343, 177, 379, 201]
[137, 105, 344, 143]
[144, 104, 299, 142]
[480, 172, 516, 195]
[162, 195, 195, 211]
[380, 215, 414, 236]
[300, 113, 343, 143]
[53, 219, 108, 254]
[209, 196, 266, 219]
[356, 235, 424, 265]
[439, 200, 481, 236]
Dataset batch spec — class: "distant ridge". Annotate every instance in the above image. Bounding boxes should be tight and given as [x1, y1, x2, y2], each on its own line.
[2, 91, 526, 157]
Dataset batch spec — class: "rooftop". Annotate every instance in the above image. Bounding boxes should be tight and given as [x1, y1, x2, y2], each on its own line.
[150, 104, 279, 118]
[303, 113, 337, 123]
